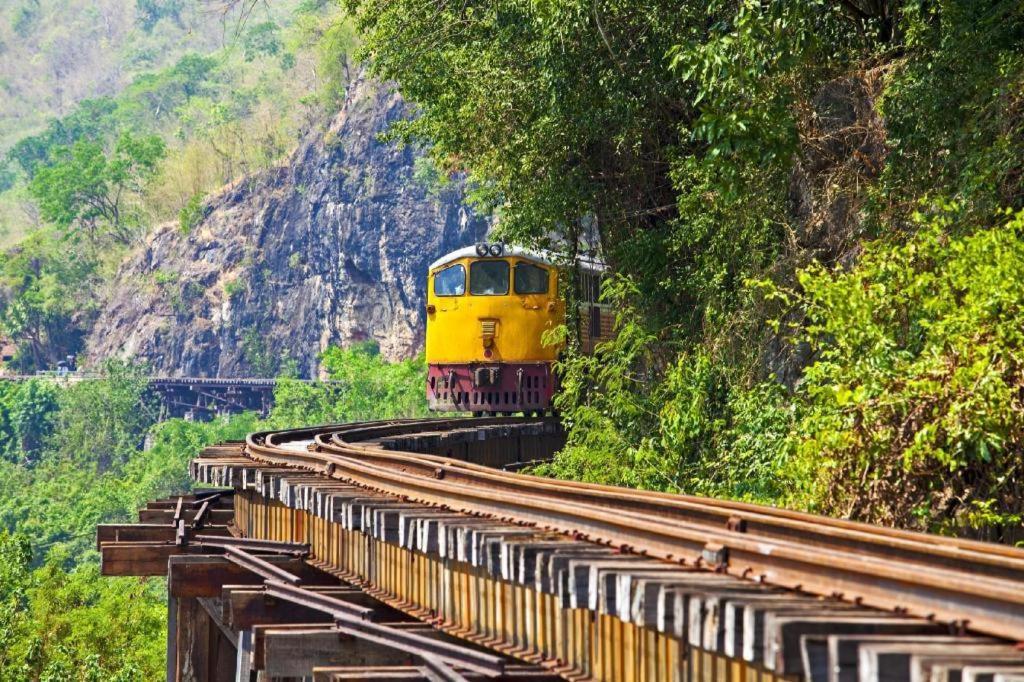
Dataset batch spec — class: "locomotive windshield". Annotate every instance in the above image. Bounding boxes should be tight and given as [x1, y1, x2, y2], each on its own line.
[514, 262, 548, 294]
[434, 264, 465, 296]
[470, 260, 509, 295]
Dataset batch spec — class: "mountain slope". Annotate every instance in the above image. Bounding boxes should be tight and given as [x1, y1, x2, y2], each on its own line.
[85, 74, 487, 377]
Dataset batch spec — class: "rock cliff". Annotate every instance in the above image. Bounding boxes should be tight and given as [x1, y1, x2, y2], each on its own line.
[85, 75, 488, 377]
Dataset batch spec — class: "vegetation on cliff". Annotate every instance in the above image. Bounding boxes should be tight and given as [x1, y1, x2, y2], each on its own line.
[347, 0, 1024, 539]
[0, 0, 356, 371]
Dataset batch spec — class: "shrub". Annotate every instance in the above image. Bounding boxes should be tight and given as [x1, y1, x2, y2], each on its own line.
[786, 207, 1024, 536]
[177, 192, 205, 233]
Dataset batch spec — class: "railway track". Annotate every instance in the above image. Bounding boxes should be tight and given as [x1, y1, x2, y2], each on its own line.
[176, 415, 1024, 680]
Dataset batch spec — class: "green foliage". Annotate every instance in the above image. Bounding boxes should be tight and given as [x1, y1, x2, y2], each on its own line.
[782, 207, 1024, 533]
[28, 132, 166, 244]
[350, 0, 1024, 542]
[51, 361, 159, 470]
[224, 279, 245, 300]
[0, 230, 101, 372]
[3, 0, 346, 251]
[540, 292, 796, 503]
[241, 329, 284, 379]
[10, 1, 39, 38]
[268, 342, 429, 426]
[0, 532, 165, 681]
[876, 1, 1024, 225]
[7, 380, 59, 463]
[411, 155, 451, 199]
[7, 98, 119, 179]
[0, 391, 261, 677]
[344, 0, 698, 249]
[245, 21, 283, 62]
[136, 0, 183, 33]
[178, 192, 205, 233]
[120, 54, 221, 127]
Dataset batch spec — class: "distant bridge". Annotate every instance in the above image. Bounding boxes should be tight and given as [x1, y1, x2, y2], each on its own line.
[0, 374, 327, 420]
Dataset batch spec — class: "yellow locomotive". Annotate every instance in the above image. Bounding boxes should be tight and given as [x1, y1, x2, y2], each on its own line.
[425, 242, 611, 413]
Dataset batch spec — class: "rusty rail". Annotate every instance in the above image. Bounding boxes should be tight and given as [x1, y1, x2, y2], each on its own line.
[237, 417, 1024, 642]
[166, 416, 1024, 680]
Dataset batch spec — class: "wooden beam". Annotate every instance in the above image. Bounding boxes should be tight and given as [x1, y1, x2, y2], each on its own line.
[175, 597, 210, 682]
[168, 556, 336, 598]
[144, 495, 233, 510]
[235, 630, 253, 682]
[139, 508, 234, 524]
[222, 586, 400, 629]
[224, 589, 332, 629]
[252, 625, 420, 678]
[198, 597, 237, 648]
[96, 523, 230, 550]
[311, 666, 561, 681]
[100, 542, 190, 576]
[312, 667, 429, 681]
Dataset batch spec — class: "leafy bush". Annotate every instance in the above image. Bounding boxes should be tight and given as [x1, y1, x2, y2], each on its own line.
[8, 380, 59, 463]
[0, 532, 165, 680]
[540, 306, 796, 504]
[177, 192, 204, 233]
[50, 361, 159, 470]
[269, 342, 428, 426]
[244, 21, 283, 62]
[0, 230, 101, 373]
[136, 0, 183, 33]
[784, 208, 1024, 535]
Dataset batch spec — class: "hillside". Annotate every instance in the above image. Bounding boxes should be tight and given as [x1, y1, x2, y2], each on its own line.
[86, 73, 487, 377]
[0, 0, 374, 371]
[0, 0, 334, 246]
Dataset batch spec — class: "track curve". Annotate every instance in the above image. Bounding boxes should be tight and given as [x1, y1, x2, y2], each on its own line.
[235, 416, 1024, 642]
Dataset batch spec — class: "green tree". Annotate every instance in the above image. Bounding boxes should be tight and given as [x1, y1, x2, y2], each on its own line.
[9, 380, 59, 464]
[269, 342, 428, 426]
[0, 531, 31, 675]
[11, 0, 40, 38]
[783, 207, 1024, 535]
[50, 361, 158, 470]
[28, 133, 165, 244]
[136, 0, 184, 32]
[0, 232, 98, 372]
[0, 533, 165, 681]
[244, 21, 283, 61]
[6, 98, 118, 179]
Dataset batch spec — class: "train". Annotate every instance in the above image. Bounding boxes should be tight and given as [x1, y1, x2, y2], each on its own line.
[424, 242, 613, 414]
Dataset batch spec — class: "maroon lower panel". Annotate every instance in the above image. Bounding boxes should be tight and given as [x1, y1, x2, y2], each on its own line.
[427, 363, 554, 412]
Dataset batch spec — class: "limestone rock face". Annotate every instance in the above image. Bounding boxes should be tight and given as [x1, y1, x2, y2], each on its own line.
[85, 76, 487, 377]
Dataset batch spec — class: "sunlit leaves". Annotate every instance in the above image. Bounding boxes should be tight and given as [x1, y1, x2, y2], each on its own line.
[786, 207, 1024, 529]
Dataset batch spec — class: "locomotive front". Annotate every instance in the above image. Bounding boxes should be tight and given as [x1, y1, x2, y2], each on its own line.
[424, 243, 564, 414]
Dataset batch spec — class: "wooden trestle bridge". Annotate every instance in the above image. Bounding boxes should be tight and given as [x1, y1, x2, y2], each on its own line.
[1, 374, 328, 419]
[98, 417, 1024, 682]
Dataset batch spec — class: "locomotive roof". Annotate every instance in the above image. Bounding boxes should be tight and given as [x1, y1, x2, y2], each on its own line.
[429, 244, 606, 273]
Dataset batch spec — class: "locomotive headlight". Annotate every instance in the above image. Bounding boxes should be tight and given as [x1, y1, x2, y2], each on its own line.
[475, 243, 489, 257]
[488, 243, 503, 257]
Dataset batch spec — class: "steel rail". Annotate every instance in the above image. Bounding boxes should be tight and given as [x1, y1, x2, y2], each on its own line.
[240, 419, 1024, 642]
[281, 416, 1024, 574]
[313, 427, 1024, 580]
[324, 417, 1024, 561]
[223, 546, 304, 585]
[263, 581, 507, 676]
[253, 416, 1024, 576]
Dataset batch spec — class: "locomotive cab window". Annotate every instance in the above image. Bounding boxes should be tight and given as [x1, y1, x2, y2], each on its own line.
[434, 264, 465, 296]
[514, 262, 549, 295]
[470, 260, 509, 295]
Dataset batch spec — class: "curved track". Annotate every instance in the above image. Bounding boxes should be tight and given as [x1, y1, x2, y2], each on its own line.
[237, 416, 1024, 643]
